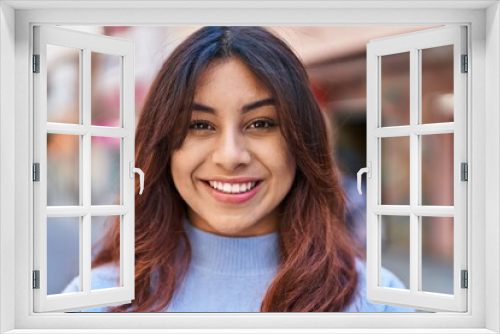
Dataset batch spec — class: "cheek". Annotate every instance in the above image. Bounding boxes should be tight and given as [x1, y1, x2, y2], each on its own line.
[170, 148, 197, 189]
[263, 139, 296, 186]
[171, 138, 212, 192]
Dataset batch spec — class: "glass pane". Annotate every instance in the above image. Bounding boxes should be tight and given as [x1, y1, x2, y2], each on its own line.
[381, 137, 410, 205]
[421, 134, 454, 206]
[421, 45, 454, 124]
[91, 216, 120, 290]
[47, 217, 80, 295]
[421, 217, 454, 294]
[91, 52, 121, 127]
[91, 136, 121, 205]
[47, 44, 80, 124]
[47, 134, 80, 206]
[380, 215, 410, 289]
[381, 52, 410, 127]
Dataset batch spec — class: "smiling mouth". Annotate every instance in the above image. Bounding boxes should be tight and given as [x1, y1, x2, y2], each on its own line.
[204, 180, 262, 194]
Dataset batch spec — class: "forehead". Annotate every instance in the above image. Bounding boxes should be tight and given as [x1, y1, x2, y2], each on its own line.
[195, 58, 270, 98]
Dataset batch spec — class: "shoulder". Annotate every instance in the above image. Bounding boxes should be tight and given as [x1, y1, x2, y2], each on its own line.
[61, 263, 120, 312]
[62, 264, 119, 292]
[343, 258, 416, 312]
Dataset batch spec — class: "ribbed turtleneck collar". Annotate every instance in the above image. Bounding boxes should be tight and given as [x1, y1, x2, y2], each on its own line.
[183, 218, 280, 276]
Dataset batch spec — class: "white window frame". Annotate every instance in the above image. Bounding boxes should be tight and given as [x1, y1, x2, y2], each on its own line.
[33, 25, 136, 312]
[0, 1, 499, 333]
[365, 26, 468, 312]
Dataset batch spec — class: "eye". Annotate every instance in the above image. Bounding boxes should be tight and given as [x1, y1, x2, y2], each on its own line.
[248, 118, 276, 130]
[189, 120, 214, 131]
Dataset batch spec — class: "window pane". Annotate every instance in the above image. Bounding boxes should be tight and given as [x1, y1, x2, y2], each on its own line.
[381, 52, 410, 127]
[380, 215, 410, 289]
[421, 45, 454, 124]
[47, 44, 80, 124]
[421, 216, 454, 294]
[421, 133, 454, 206]
[47, 134, 80, 206]
[91, 52, 121, 127]
[47, 217, 80, 295]
[91, 136, 121, 205]
[381, 137, 410, 205]
[91, 216, 120, 290]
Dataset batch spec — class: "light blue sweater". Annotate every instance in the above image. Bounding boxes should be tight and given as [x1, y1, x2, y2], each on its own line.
[63, 219, 414, 312]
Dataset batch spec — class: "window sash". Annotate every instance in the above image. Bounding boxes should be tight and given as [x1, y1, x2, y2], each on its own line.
[32, 25, 136, 313]
[366, 26, 468, 312]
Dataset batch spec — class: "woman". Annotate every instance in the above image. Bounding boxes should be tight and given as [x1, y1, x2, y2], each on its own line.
[64, 26, 412, 312]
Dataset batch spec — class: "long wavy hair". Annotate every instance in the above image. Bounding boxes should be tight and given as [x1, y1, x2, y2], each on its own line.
[92, 26, 359, 312]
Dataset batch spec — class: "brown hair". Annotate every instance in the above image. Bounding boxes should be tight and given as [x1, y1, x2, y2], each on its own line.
[92, 26, 359, 312]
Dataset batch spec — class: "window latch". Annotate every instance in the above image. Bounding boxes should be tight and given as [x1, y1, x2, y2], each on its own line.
[129, 162, 145, 195]
[357, 162, 372, 195]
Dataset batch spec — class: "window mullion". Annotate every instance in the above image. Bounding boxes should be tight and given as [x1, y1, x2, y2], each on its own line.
[413, 123, 454, 135]
[409, 47, 420, 295]
[373, 205, 411, 215]
[78, 48, 84, 293]
[373, 205, 454, 216]
[46, 122, 131, 138]
[82, 47, 92, 294]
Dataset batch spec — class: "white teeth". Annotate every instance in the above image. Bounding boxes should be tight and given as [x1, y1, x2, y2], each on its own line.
[208, 181, 258, 194]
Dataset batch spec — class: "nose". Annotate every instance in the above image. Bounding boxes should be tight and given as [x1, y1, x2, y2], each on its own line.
[211, 129, 251, 170]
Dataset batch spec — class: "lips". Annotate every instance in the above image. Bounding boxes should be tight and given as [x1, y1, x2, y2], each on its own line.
[203, 177, 262, 183]
[207, 180, 259, 194]
[202, 179, 263, 205]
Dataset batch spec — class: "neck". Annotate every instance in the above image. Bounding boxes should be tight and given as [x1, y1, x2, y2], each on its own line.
[183, 218, 280, 276]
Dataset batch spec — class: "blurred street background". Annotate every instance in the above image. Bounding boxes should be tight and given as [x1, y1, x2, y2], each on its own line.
[46, 26, 455, 306]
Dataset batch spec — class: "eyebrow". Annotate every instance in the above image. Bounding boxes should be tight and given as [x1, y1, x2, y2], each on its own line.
[192, 98, 275, 114]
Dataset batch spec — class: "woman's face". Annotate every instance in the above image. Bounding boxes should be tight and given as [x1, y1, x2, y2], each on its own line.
[171, 58, 296, 237]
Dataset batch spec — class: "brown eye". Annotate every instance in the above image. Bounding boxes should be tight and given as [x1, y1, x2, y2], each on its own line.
[249, 119, 276, 129]
[189, 121, 214, 131]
